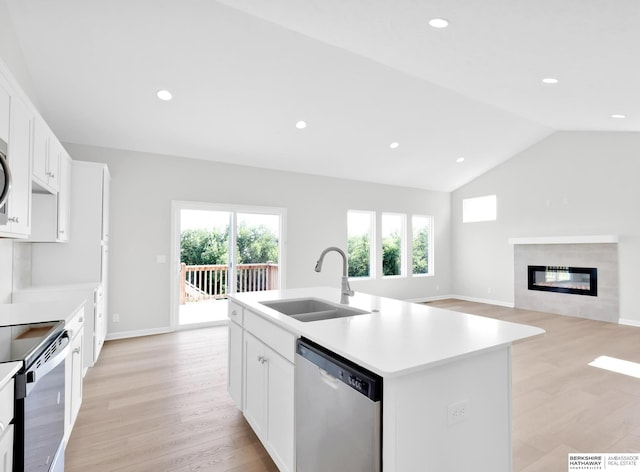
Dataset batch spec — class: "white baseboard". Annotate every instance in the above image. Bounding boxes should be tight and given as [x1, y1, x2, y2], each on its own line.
[106, 326, 172, 341]
[619, 318, 640, 328]
[405, 294, 453, 303]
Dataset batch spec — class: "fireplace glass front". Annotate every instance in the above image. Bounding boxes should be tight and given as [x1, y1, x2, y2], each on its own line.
[527, 266, 597, 296]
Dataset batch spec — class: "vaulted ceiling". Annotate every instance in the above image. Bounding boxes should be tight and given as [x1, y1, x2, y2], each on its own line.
[5, 0, 639, 191]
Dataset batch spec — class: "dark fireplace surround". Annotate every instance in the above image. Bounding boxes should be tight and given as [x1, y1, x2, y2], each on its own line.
[527, 266, 598, 297]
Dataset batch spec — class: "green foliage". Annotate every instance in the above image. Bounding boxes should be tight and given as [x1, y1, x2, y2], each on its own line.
[348, 234, 370, 277]
[412, 226, 430, 274]
[236, 223, 279, 264]
[180, 223, 278, 266]
[180, 227, 228, 265]
[382, 232, 401, 276]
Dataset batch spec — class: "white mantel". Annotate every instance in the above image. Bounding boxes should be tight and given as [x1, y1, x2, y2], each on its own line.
[508, 235, 619, 245]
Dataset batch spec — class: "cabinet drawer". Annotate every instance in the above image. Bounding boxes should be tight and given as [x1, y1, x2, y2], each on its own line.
[66, 306, 86, 340]
[0, 379, 14, 433]
[228, 301, 243, 326]
[244, 309, 296, 363]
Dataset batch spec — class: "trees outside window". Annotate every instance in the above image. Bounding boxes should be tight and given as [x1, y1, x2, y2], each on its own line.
[347, 211, 374, 278]
[382, 213, 404, 277]
[412, 215, 432, 275]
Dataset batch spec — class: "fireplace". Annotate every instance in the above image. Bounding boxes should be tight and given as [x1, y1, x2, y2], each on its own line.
[527, 266, 598, 297]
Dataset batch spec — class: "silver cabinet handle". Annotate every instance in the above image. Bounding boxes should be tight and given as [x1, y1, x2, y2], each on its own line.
[8, 216, 19, 223]
[79, 317, 84, 322]
[73, 347, 81, 354]
[257, 355, 263, 363]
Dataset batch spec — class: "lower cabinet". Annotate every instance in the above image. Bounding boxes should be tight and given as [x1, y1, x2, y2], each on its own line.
[243, 332, 294, 472]
[228, 302, 295, 472]
[227, 317, 243, 408]
[0, 378, 14, 472]
[64, 308, 85, 444]
[0, 424, 13, 472]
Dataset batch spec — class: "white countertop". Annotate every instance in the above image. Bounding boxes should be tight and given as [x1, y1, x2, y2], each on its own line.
[231, 287, 545, 377]
[0, 362, 21, 387]
[0, 299, 86, 326]
[13, 282, 101, 293]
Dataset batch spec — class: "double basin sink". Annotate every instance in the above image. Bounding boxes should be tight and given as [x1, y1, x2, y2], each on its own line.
[260, 298, 369, 322]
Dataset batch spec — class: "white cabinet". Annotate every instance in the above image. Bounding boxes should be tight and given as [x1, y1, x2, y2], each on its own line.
[0, 378, 14, 472]
[29, 151, 71, 242]
[0, 81, 8, 143]
[231, 305, 295, 472]
[0, 89, 32, 238]
[227, 302, 243, 409]
[64, 307, 84, 444]
[31, 161, 110, 284]
[32, 117, 60, 193]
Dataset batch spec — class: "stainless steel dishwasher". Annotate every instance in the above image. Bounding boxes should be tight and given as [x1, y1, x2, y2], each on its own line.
[295, 338, 382, 472]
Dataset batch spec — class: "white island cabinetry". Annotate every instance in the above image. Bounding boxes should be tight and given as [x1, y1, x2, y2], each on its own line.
[64, 305, 85, 443]
[230, 287, 544, 472]
[228, 302, 295, 472]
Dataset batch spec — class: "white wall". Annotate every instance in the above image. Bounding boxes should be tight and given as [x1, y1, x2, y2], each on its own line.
[451, 131, 640, 323]
[64, 143, 451, 336]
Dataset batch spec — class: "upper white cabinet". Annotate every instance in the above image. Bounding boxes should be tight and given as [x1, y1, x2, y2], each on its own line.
[0, 82, 8, 143]
[32, 117, 61, 194]
[28, 150, 71, 242]
[0, 81, 32, 238]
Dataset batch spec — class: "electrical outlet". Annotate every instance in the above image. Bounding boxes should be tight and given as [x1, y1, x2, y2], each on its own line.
[113, 313, 120, 323]
[447, 399, 469, 425]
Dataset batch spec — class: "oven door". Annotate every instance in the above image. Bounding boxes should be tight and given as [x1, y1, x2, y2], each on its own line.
[14, 331, 69, 472]
[0, 138, 10, 226]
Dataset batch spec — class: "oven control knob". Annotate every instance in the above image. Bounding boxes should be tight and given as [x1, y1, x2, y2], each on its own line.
[26, 371, 36, 383]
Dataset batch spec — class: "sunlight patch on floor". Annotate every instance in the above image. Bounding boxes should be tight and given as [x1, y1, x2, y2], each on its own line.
[589, 355, 640, 379]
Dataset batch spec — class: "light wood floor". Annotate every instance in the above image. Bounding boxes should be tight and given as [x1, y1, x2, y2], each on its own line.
[66, 300, 640, 471]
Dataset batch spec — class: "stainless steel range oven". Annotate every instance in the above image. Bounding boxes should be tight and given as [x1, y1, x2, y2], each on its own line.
[0, 321, 68, 472]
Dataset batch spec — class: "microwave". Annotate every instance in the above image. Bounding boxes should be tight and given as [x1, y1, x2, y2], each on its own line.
[0, 137, 11, 225]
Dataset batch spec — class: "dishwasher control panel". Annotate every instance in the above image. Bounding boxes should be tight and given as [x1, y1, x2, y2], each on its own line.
[297, 338, 382, 401]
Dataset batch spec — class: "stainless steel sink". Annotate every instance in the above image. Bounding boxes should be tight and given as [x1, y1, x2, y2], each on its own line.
[260, 298, 369, 322]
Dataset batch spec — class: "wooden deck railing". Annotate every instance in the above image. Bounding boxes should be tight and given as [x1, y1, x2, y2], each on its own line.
[180, 263, 279, 304]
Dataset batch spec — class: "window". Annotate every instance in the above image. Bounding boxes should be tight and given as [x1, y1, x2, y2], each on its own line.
[382, 213, 405, 277]
[347, 210, 374, 278]
[412, 215, 432, 275]
[463, 195, 497, 222]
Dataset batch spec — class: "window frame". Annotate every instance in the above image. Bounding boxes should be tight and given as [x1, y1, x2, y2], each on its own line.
[347, 210, 376, 280]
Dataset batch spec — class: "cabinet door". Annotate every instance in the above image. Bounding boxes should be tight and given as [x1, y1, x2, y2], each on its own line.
[0, 82, 9, 143]
[266, 346, 295, 472]
[0, 425, 13, 472]
[32, 117, 49, 187]
[56, 152, 71, 241]
[70, 331, 84, 426]
[94, 287, 106, 364]
[228, 320, 243, 409]
[0, 94, 32, 237]
[243, 332, 266, 437]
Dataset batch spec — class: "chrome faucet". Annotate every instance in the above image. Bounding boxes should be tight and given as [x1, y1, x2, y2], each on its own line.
[315, 246, 354, 304]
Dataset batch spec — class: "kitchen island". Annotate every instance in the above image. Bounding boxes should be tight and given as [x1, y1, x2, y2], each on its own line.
[229, 287, 544, 472]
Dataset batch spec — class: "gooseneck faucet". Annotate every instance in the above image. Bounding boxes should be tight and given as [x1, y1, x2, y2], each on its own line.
[315, 246, 354, 304]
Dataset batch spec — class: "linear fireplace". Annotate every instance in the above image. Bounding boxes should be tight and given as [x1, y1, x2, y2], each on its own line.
[527, 266, 598, 297]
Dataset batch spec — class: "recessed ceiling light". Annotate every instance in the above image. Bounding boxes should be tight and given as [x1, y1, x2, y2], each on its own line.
[611, 114, 626, 119]
[429, 18, 449, 29]
[456, 157, 465, 163]
[156, 89, 173, 101]
[295, 120, 307, 129]
[542, 78, 559, 84]
[390, 142, 399, 149]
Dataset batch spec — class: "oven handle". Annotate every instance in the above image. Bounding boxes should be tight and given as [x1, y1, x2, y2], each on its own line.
[23, 331, 70, 397]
